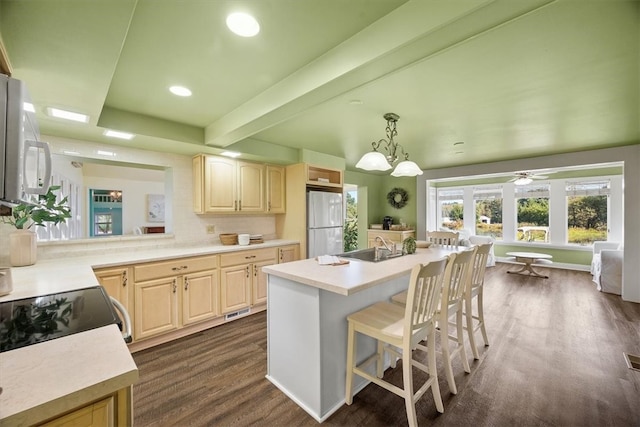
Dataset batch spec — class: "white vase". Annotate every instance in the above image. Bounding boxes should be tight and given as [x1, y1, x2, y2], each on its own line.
[10, 230, 37, 267]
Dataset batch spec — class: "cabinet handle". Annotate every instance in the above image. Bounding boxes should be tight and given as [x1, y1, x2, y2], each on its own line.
[279, 250, 283, 261]
[181, 265, 188, 270]
[238, 200, 242, 211]
[173, 279, 177, 293]
[246, 265, 250, 278]
[254, 265, 257, 277]
[184, 278, 189, 291]
[268, 201, 271, 212]
[244, 255, 256, 259]
[122, 271, 127, 287]
[172, 267, 180, 271]
[234, 200, 238, 211]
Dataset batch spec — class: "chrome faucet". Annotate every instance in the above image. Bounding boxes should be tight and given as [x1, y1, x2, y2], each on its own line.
[375, 236, 396, 254]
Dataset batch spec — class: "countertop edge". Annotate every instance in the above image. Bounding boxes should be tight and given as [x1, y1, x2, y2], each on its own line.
[0, 325, 139, 425]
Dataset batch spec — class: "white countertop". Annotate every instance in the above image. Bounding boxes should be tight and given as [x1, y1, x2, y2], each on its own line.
[263, 247, 458, 296]
[0, 239, 297, 423]
[0, 324, 138, 425]
[2, 239, 298, 302]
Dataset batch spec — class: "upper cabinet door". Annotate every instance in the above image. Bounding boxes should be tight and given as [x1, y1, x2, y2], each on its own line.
[266, 165, 286, 213]
[204, 156, 237, 212]
[237, 161, 264, 212]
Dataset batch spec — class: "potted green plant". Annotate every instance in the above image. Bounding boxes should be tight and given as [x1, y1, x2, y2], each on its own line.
[1, 185, 71, 266]
[402, 236, 417, 254]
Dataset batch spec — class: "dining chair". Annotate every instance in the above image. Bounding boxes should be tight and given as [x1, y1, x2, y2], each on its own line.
[345, 258, 448, 426]
[391, 247, 476, 395]
[464, 242, 492, 360]
[426, 230, 459, 249]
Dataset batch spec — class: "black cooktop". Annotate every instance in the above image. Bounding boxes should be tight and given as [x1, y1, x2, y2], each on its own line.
[0, 286, 120, 352]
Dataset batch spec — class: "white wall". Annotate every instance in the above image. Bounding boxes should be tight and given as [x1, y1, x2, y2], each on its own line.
[416, 145, 640, 303]
[0, 135, 277, 262]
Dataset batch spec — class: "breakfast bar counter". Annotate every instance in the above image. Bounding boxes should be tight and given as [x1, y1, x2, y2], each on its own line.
[263, 247, 457, 422]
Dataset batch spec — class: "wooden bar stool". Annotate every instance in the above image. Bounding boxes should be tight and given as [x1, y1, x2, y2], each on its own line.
[345, 258, 448, 426]
[464, 242, 492, 360]
[391, 247, 476, 395]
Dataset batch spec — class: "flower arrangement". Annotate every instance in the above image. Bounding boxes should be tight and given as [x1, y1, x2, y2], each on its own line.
[1, 185, 71, 229]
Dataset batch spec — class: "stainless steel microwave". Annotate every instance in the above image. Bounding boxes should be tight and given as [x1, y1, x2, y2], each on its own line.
[0, 74, 51, 205]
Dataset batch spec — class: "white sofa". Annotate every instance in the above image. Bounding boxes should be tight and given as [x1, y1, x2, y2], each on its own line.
[468, 235, 496, 267]
[591, 242, 623, 295]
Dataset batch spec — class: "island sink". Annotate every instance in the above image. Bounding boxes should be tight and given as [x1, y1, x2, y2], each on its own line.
[338, 247, 404, 262]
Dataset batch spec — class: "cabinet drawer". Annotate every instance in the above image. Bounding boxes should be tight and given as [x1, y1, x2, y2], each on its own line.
[220, 248, 276, 267]
[134, 255, 218, 282]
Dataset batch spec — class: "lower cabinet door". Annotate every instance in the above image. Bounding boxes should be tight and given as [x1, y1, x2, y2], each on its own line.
[41, 395, 114, 427]
[134, 277, 179, 340]
[220, 264, 251, 314]
[252, 260, 273, 305]
[182, 270, 219, 325]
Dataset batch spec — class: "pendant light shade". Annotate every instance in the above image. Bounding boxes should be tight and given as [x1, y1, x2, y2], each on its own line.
[356, 112, 422, 177]
[355, 151, 392, 171]
[391, 160, 423, 177]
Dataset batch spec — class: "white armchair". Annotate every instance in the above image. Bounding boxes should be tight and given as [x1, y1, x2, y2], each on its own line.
[469, 235, 496, 267]
[591, 242, 623, 295]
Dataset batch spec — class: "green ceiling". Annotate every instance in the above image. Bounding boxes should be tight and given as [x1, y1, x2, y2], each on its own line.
[1, 0, 638, 170]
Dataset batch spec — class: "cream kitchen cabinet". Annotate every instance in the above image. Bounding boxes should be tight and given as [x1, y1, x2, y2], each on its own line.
[93, 266, 132, 315]
[193, 154, 268, 213]
[266, 165, 286, 213]
[220, 248, 276, 312]
[38, 387, 133, 427]
[278, 244, 300, 263]
[133, 255, 218, 341]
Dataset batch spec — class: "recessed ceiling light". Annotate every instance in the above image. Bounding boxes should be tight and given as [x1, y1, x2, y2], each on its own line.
[104, 129, 135, 140]
[226, 12, 260, 37]
[169, 86, 192, 97]
[221, 151, 241, 158]
[348, 99, 363, 105]
[46, 107, 89, 123]
[23, 102, 35, 113]
[97, 150, 116, 157]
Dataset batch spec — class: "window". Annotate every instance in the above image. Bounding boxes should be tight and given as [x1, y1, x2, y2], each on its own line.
[438, 189, 463, 230]
[94, 213, 113, 235]
[427, 170, 622, 247]
[566, 180, 609, 245]
[515, 184, 549, 242]
[344, 186, 358, 252]
[474, 187, 503, 240]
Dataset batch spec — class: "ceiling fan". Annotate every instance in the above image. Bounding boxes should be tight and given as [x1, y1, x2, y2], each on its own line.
[508, 171, 551, 185]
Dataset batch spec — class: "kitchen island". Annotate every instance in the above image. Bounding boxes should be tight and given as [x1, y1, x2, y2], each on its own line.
[263, 247, 458, 422]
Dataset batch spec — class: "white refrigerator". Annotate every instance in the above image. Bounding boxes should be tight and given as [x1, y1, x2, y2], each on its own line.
[307, 191, 343, 258]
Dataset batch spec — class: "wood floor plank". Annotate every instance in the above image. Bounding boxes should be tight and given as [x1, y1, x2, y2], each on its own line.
[132, 263, 640, 426]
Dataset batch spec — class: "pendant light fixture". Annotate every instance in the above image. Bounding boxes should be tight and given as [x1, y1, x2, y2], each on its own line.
[355, 113, 423, 177]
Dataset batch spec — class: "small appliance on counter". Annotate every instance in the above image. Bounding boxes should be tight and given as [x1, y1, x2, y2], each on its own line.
[382, 216, 393, 230]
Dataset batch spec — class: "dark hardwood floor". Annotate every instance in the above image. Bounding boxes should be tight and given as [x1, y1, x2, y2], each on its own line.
[132, 263, 640, 426]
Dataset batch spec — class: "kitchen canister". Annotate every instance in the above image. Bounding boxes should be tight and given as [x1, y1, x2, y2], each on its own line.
[238, 234, 250, 245]
[0, 266, 13, 296]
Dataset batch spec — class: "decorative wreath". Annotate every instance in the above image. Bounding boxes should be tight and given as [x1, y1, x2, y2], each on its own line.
[387, 187, 409, 209]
